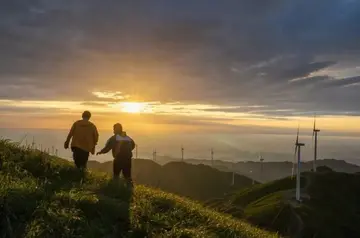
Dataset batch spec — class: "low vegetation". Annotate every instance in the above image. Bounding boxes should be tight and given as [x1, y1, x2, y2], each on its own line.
[208, 170, 360, 238]
[0, 139, 278, 238]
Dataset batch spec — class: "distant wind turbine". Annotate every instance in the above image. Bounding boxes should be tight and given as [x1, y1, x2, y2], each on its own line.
[294, 126, 305, 202]
[181, 145, 184, 162]
[153, 149, 157, 162]
[259, 153, 264, 182]
[249, 170, 255, 185]
[211, 148, 214, 167]
[31, 137, 35, 150]
[312, 115, 320, 172]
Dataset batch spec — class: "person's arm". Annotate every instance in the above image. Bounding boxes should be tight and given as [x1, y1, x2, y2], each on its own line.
[64, 123, 76, 149]
[91, 125, 99, 154]
[93, 125, 99, 145]
[97, 136, 114, 155]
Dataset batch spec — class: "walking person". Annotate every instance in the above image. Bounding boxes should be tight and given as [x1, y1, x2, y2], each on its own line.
[97, 123, 135, 186]
[64, 111, 99, 170]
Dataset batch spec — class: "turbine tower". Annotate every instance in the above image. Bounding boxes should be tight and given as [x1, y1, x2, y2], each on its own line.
[259, 153, 264, 182]
[181, 145, 184, 162]
[294, 126, 305, 202]
[312, 115, 320, 172]
[250, 170, 254, 185]
[153, 149, 157, 162]
[31, 137, 35, 150]
[211, 148, 214, 167]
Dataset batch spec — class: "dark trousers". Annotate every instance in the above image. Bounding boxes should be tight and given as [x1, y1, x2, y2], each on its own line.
[113, 155, 132, 181]
[71, 147, 89, 169]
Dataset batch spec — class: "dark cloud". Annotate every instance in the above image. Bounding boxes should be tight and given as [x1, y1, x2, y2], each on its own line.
[1, 0, 360, 117]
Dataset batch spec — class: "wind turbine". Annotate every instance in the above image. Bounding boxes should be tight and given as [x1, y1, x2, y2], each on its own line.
[294, 126, 305, 202]
[152, 149, 157, 162]
[292, 124, 299, 178]
[211, 148, 214, 167]
[31, 137, 36, 150]
[312, 115, 320, 172]
[259, 153, 264, 182]
[181, 145, 184, 162]
[249, 170, 255, 185]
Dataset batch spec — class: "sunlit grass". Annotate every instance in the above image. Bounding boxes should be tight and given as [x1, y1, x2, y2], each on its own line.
[0, 139, 279, 238]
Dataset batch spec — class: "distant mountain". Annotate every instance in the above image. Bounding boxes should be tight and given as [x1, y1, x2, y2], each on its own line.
[185, 158, 360, 182]
[207, 171, 360, 238]
[88, 159, 256, 201]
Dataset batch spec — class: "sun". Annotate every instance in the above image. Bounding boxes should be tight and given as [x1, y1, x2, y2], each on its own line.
[120, 102, 147, 113]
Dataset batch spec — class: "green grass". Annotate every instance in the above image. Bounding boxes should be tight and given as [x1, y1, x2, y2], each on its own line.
[230, 176, 306, 207]
[0, 139, 279, 238]
[207, 169, 360, 238]
[298, 172, 360, 238]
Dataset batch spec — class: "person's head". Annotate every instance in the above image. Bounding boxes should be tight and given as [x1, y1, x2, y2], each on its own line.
[113, 123, 123, 135]
[82, 111, 91, 120]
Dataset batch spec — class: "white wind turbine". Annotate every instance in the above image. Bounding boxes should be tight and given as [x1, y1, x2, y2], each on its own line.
[312, 115, 320, 172]
[294, 126, 305, 202]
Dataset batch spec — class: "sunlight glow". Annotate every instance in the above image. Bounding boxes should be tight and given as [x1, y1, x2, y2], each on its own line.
[118, 102, 148, 113]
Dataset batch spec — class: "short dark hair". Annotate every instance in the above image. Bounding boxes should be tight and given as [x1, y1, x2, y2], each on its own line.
[82, 111, 91, 119]
[113, 123, 122, 131]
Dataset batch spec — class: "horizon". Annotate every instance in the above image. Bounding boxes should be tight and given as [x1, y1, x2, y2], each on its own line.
[2, 127, 360, 165]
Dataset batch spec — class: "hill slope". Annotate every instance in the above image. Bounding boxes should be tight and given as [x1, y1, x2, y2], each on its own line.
[185, 159, 360, 182]
[207, 171, 360, 238]
[0, 139, 278, 238]
[88, 159, 256, 201]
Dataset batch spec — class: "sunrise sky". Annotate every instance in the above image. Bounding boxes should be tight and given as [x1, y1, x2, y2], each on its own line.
[1, 1, 360, 135]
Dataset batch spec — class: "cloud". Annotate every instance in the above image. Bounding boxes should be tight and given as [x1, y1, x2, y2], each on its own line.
[1, 0, 360, 119]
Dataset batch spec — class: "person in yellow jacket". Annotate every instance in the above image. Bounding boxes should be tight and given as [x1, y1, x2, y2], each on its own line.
[64, 111, 99, 169]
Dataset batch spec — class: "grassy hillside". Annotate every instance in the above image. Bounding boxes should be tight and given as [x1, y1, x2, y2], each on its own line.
[0, 139, 278, 238]
[207, 171, 360, 238]
[88, 159, 256, 201]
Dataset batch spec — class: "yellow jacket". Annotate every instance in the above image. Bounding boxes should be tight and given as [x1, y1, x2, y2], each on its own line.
[67, 120, 99, 153]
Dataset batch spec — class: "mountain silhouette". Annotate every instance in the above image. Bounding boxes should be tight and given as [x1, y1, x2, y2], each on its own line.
[88, 159, 255, 201]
